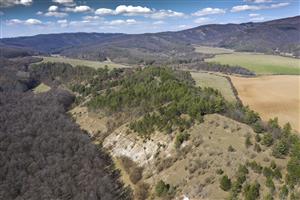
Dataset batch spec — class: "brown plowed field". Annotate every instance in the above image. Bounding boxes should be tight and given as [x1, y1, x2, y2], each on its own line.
[230, 75, 300, 133]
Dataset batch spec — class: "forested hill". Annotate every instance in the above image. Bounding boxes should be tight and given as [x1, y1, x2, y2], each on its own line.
[1, 16, 299, 58]
[0, 58, 131, 200]
[171, 15, 300, 54]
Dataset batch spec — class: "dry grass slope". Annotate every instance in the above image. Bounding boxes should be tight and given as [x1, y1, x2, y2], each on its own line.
[194, 45, 234, 54]
[36, 56, 130, 69]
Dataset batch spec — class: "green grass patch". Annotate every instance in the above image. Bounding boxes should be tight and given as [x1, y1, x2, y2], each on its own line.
[36, 56, 130, 69]
[205, 52, 300, 75]
[33, 83, 51, 94]
[191, 72, 237, 102]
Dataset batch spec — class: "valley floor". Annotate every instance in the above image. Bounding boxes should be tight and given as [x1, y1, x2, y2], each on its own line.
[230, 75, 300, 133]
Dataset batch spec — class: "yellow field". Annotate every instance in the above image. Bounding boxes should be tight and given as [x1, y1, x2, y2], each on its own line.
[191, 72, 237, 102]
[230, 75, 300, 133]
[36, 56, 130, 69]
[194, 45, 234, 54]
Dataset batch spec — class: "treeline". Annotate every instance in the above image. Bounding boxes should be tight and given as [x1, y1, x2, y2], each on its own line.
[0, 90, 131, 200]
[0, 57, 42, 92]
[176, 62, 255, 76]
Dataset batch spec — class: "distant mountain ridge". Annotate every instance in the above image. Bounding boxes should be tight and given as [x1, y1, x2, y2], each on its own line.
[1, 15, 299, 59]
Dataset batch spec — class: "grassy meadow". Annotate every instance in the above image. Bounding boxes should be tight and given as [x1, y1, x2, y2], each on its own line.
[194, 45, 234, 54]
[191, 72, 237, 102]
[33, 83, 51, 94]
[36, 56, 130, 69]
[205, 52, 300, 75]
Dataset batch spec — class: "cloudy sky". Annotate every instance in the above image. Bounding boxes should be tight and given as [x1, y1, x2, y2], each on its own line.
[0, 0, 299, 38]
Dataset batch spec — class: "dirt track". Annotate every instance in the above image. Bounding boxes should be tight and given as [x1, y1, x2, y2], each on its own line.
[230, 75, 300, 133]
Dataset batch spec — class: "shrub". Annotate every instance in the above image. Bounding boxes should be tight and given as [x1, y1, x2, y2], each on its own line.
[270, 161, 276, 169]
[268, 117, 280, 130]
[279, 185, 288, 200]
[264, 193, 273, 200]
[266, 177, 275, 193]
[246, 161, 262, 174]
[216, 169, 224, 175]
[228, 145, 236, 152]
[262, 133, 274, 147]
[238, 164, 249, 175]
[263, 167, 273, 178]
[282, 123, 292, 136]
[174, 132, 190, 149]
[255, 133, 261, 142]
[243, 182, 260, 200]
[155, 180, 170, 197]
[254, 143, 261, 152]
[272, 139, 289, 158]
[220, 175, 232, 191]
[252, 121, 264, 133]
[273, 168, 282, 180]
[245, 135, 252, 148]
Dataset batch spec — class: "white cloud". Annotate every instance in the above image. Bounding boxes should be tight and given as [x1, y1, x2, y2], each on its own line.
[95, 8, 115, 15]
[1, 0, 32, 7]
[45, 11, 68, 18]
[36, 11, 43, 15]
[7, 18, 42, 25]
[25, 18, 42, 25]
[105, 19, 137, 25]
[249, 13, 260, 17]
[52, 0, 73, 4]
[65, 5, 92, 13]
[153, 20, 165, 25]
[194, 17, 211, 24]
[178, 24, 189, 29]
[57, 19, 68, 27]
[115, 5, 152, 15]
[231, 2, 289, 12]
[48, 5, 58, 12]
[94, 5, 184, 19]
[192, 7, 226, 16]
[95, 5, 151, 16]
[244, 0, 272, 3]
[231, 5, 261, 12]
[270, 2, 289, 8]
[250, 16, 265, 21]
[150, 9, 185, 19]
[83, 16, 100, 21]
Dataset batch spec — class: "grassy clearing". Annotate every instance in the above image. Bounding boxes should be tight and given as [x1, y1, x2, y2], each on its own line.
[230, 75, 300, 132]
[191, 72, 237, 102]
[36, 56, 130, 69]
[194, 45, 234, 54]
[205, 52, 300, 75]
[33, 83, 51, 94]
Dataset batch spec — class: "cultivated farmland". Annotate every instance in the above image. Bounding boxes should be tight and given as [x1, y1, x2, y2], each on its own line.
[230, 75, 300, 133]
[36, 56, 130, 69]
[205, 52, 300, 75]
[191, 72, 237, 102]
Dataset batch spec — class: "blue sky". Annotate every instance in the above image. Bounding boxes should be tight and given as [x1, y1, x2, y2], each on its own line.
[0, 0, 299, 38]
